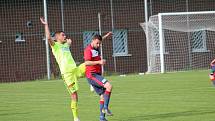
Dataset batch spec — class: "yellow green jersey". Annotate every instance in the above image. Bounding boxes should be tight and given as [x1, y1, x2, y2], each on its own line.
[51, 42, 76, 74]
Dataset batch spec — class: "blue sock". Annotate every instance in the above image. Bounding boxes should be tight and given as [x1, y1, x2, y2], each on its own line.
[100, 100, 105, 118]
[103, 91, 111, 109]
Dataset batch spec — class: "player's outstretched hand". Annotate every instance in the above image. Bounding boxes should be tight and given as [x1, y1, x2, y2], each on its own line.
[106, 32, 112, 37]
[99, 59, 106, 65]
[66, 38, 72, 45]
[102, 32, 112, 40]
[210, 59, 215, 66]
[40, 17, 47, 25]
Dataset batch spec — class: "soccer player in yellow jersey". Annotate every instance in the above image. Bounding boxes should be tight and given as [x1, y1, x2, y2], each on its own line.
[40, 17, 85, 121]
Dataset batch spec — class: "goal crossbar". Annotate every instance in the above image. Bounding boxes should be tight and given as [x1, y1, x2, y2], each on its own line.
[159, 11, 215, 16]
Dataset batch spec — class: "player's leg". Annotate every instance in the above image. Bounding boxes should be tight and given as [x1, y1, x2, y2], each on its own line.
[63, 74, 80, 121]
[88, 73, 113, 116]
[103, 81, 113, 116]
[76, 63, 86, 78]
[99, 95, 107, 121]
[90, 84, 95, 92]
[87, 78, 107, 121]
[76, 63, 95, 92]
[71, 92, 80, 121]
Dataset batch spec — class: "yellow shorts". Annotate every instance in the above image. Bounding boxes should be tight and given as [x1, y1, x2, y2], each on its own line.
[62, 63, 85, 94]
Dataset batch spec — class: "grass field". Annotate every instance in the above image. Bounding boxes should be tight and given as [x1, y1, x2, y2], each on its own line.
[1, 70, 215, 121]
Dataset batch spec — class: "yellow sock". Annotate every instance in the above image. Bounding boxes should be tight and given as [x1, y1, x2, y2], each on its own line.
[71, 101, 78, 119]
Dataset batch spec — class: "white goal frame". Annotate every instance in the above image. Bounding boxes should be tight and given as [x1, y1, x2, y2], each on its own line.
[143, 11, 215, 73]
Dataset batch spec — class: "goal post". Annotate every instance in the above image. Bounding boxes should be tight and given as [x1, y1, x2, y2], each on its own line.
[141, 11, 215, 73]
[158, 13, 165, 73]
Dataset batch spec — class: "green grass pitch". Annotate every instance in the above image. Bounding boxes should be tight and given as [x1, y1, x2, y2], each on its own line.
[1, 70, 215, 121]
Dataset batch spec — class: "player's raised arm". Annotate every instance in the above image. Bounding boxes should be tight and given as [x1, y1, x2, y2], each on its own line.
[40, 17, 55, 46]
[102, 32, 112, 40]
[211, 59, 215, 66]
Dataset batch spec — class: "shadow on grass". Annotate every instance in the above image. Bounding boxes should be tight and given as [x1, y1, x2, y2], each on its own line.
[124, 110, 215, 121]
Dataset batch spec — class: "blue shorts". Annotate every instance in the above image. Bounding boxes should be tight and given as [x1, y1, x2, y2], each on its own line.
[87, 73, 108, 95]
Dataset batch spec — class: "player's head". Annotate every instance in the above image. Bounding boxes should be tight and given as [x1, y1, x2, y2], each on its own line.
[54, 31, 67, 43]
[91, 34, 102, 49]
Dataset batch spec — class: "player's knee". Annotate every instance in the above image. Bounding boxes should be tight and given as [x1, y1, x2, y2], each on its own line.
[109, 83, 113, 90]
[105, 82, 112, 91]
[100, 95, 104, 101]
[71, 92, 78, 101]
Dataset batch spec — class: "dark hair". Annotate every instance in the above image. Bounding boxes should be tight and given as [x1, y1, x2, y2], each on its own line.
[92, 34, 102, 41]
[54, 31, 64, 36]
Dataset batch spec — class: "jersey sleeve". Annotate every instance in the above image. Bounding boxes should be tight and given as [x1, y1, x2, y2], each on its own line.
[84, 47, 92, 61]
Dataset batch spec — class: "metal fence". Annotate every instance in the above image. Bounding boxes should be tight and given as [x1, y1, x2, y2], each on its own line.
[1, 0, 215, 82]
[0, 0, 146, 82]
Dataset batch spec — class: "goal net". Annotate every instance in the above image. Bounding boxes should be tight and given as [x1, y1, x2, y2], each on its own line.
[141, 11, 215, 73]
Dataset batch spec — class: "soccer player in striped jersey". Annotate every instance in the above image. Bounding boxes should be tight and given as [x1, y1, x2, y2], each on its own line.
[84, 33, 113, 121]
[40, 17, 85, 121]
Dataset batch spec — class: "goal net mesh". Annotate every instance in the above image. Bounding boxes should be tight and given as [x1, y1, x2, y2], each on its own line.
[141, 12, 215, 72]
